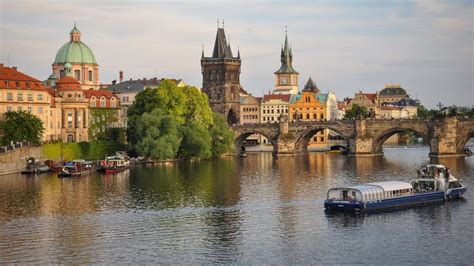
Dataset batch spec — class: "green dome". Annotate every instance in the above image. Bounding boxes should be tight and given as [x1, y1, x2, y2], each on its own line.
[54, 41, 97, 65]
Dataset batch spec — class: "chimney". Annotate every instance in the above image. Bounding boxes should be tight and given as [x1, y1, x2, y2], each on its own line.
[119, 71, 123, 83]
[129, 78, 132, 84]
[153, 77, 157, 84]
[12, 66, 17, 71]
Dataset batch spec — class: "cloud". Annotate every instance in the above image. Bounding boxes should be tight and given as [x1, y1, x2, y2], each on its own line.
[1, 0, 473, 108]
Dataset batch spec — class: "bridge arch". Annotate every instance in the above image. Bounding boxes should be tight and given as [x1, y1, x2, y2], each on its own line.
[371, 127, 430, 154]
[234, 130, 277, 154]
[457, 130, 474, 154]
[295, 126, 351, 153]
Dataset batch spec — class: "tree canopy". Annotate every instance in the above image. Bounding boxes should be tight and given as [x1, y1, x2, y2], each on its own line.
[128, 80, 234, 160]
[0, 110, 44, 145]
[344, 104, 369, 119]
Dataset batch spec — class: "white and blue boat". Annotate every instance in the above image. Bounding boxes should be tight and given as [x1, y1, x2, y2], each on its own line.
[324, 164, 467, 212]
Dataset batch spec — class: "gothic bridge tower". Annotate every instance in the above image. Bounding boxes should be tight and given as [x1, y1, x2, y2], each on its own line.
[201, 23, 241, 125]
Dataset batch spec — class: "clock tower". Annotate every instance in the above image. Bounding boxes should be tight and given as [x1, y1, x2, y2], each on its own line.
[274, 32, 299, 94]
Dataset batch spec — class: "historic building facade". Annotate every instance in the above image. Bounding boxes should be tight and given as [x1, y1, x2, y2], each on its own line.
[273, 33, 299, 95]
[201, 25, 241, 125]
[377, 84, 409, 105]
[47, 24, 100, 90]
[0, 65, 54, 141]
[261, 94, 290, 123]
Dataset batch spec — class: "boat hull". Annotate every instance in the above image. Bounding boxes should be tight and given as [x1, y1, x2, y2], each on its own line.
[98, 166, 129, 174]
[324, 189, 466, 212]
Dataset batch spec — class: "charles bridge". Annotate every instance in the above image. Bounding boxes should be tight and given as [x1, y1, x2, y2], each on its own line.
[232, 117, 474, 157]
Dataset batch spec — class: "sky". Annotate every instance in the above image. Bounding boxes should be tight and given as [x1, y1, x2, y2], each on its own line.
[1, 0, 473, 108]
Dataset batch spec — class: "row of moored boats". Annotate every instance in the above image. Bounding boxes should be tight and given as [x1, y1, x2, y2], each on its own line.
[21, 153, 130, 178]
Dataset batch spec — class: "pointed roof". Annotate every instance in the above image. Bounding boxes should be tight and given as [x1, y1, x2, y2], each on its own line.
[275, 33, 298, 74]
[212, 28, 234, 58]
[303, 77, 319, 92]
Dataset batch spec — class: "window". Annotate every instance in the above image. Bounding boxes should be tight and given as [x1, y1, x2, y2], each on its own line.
[17, 93, 23, 101]
[28, 106, 33, 113]
[27, 93, 33, 101]
[37, 106, 43, 114]
[67, 134, 75, 142]
[37, 94, 43, 101]
[74, 70, 81, 80]
[5, 80, 9, 88]
[60, 70, 65, 78]
[88, 70, 93, 81]
[7, 92, 13, 101]
[111, 99, 116, 108]
[7, 106, 12, 111]
[320, 137, 324, 142]
[67, 112, 73, 128]
[100, 98, 106, 107]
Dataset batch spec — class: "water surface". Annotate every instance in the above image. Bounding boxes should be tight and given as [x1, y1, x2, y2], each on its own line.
[0, 148, 473, 264]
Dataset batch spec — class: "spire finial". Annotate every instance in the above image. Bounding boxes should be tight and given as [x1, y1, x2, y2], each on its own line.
[222, 19, 225, 28]
[217, 18, 219, 28]
[285, 25, 287, 34]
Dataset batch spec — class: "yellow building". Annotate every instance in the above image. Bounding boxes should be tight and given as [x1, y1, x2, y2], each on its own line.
[0, 65, 55, 141]
[289, 78, 329, 150]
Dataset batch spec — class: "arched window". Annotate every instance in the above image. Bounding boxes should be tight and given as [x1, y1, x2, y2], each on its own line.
[313, 113, 317, 119]
[90, 97, 96, 107]
[100, 97, 106, 107]
[111, 98, 116, 108]
[320, 114, 324, 120]
[88, 70, 93, 81]
[306, 114, 310, 120]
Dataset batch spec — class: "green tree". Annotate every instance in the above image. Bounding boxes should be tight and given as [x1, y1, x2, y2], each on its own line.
[209, 113, 234, 156]
[0, 110, 45, 145]
[136, 109, 180, 160]
[178, 122, 212, 158]
[344, 104, 369, 119]
[416, 105, 431, 119]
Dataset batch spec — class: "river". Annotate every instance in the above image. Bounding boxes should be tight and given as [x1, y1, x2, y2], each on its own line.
[0, 147, 473, 264]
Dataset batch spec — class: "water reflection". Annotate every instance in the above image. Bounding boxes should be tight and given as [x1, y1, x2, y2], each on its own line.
[0, 148, 473, 264]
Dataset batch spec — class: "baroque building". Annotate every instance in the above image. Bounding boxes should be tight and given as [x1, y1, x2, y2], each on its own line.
[273, 32, 299, 95]
[201, 24, 241, 125]
[47, 24, 100, 90]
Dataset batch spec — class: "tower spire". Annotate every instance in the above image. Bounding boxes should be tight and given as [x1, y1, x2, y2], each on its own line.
[275, 28, 297, 74]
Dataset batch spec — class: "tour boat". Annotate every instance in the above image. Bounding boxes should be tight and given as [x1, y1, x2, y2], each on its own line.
[58, 160, 95, 178]
[324, 164, 466, 212]
[97, 154, 130, 174]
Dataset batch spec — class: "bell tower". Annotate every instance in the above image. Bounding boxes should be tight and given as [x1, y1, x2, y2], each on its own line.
[201, 22, 241, 125]
[274, 31, 299, 94]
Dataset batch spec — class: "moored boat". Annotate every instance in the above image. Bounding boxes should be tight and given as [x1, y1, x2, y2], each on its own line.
[97, 154, 130, 174]
[324, 164, 466, 212]
[58, 160, 95, 178]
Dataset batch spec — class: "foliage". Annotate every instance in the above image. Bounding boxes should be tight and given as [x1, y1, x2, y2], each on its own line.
[344, 104, 369, 119]
[416, 105, 431, 119]
[417, 104, 474, 119]
[128, 80, 234, 160]
[0, 110, 45, 145]
[178, 122, 212, 158]
[136, 109, 181, 160]
[209, 113, 234, 156]
[42, 141, 127, 161]
[89, 108, 119, 140]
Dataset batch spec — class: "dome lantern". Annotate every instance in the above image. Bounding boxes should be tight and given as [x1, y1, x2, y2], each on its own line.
[70, 23, 81, 42]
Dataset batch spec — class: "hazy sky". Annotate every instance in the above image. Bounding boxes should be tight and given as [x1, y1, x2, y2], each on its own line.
[1, 0, 473, 108]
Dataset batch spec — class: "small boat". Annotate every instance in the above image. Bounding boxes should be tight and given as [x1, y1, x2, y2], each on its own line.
[21, 157, 51, 174]
[58, 160, 95, 178]
[97, 154, 130, 174]
[324, 164, 466, 212]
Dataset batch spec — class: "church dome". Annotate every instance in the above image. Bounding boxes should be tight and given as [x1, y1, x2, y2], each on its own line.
[53, 25, 97, 65]
[379, 84, 407, 96]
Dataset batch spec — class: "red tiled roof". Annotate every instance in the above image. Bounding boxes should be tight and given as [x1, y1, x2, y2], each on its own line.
[262, 94, 291, 102]
[364, 93, 377, 101]
[0, 66, 46, 91]
[84, 89, 115, 99]
[56, 76, 81, 91]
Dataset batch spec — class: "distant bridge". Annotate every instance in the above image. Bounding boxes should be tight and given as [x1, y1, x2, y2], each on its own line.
[232, 118, 474, 157]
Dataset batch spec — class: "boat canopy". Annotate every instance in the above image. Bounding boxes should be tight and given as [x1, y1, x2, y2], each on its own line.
[327, 181, 413, 202]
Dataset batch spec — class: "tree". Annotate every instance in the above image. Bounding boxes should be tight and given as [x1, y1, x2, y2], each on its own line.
[0, 110, 44, 145]
[344, 104, 369, 119]
[209, 113, 234, 156]
[178, 122, 212, 158]
[416, 105, 431, 119]
[135, 109, 180, 160]
[128, 80, 234, 159]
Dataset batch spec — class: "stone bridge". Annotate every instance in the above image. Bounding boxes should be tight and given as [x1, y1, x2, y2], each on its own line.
[232, 118, 474, 157]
